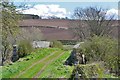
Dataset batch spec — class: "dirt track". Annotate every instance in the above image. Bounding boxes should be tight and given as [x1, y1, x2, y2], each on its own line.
[33, 52, 65, 78]
[16, 51, 57, 78]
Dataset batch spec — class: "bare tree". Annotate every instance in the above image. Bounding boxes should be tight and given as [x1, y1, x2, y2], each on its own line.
[17, 27, 43, 42]
[69, 7, 115, 41]
[69, 20, 88, 41]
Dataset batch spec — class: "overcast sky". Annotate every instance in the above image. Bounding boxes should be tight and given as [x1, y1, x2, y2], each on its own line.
[13, 0, 119, 19]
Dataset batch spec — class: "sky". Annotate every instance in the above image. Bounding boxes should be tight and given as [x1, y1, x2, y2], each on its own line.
[12, 0, 119, 19]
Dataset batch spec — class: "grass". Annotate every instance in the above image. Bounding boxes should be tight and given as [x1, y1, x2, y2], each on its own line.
[2, 48, 58, 78]
[0, 48, 117, 78]
[39, 50, 74, 78]
[2, 48, 116, 78]
[0, 67, 2, 79]
[18, 50, 63, 78]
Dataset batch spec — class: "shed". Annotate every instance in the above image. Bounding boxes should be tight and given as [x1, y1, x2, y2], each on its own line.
[32, 41, 50, 48]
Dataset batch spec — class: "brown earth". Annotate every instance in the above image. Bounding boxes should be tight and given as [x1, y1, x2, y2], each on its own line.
[19, 19, 119, 40]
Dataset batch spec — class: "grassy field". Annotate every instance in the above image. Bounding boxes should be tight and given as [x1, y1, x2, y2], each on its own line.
[1, 48, 73, 78]
[1, 48, 60, 78]
[1, 48, 118, 78]
[39, 50, 74, 78]
[18, 50, 63, 78]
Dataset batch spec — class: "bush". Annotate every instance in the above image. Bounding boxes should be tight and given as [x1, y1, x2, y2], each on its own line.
[50, 41, 63, 49]
[59, 40, 77, 45]
[63, 45, 73, 51]
[18, 40, 33, 58]
[70, 62, 116, 78]
[78, 36, 118, 74]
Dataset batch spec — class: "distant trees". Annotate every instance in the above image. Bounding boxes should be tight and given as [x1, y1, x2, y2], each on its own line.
[20, 14, 39, 19]
[47, 16, 69, 20]
[47, 16, 60, 19]
[17, 27, 43, 42]
[70, 7, 115, 41]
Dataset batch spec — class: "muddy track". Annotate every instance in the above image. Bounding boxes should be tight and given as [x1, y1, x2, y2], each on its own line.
[33, 52, 65, 78]
[16, 51, 57, 78]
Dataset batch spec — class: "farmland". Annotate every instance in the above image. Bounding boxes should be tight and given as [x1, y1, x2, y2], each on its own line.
[1, 48, 73, 78]
[1, 2, 119, 79]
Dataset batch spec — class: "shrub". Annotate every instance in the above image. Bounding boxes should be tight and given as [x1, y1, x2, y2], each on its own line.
[63, 45, 73, 51]
[78, 36, 118, 74]
[70, 62, 116, 78]
[59, 40, 77, 45]
[17, 40, 33, 58]
[50, 41, 63, 49]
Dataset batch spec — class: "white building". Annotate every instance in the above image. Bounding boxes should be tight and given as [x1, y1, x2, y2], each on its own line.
[32, 41, 50, 48]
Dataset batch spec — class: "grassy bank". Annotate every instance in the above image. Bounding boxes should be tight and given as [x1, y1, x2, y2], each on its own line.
[39, 50, 74, 78]
[2, 48, 58, 78]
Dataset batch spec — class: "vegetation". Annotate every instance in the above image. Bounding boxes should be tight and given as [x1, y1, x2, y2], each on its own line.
[18, 27, 43, 41]
[1, 1, 119, 78]
[39, 51, 74, 78]
[71, 35, 118, 77]
[63, 45, 74, 51]
[17, 40, 33, 58]
[1, 48, 57, 78]
[1, 1, 21, 65]
[1, 48, 74, 78]
[1, 1, 43, 66]
[80, 36, 118, 73]
[59, 40, 77, 45]
[67, 6, 119, 78]
[18, 49, 63, 78]
[70, 7, 116, 41]
[71, 62, 117, 78]
[51, 41, 63, 49]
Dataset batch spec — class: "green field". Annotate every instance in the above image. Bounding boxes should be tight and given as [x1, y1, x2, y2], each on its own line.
[1, 48, 73, 78]
[2, 48, 116, 78]
[39, 51, 74, 78]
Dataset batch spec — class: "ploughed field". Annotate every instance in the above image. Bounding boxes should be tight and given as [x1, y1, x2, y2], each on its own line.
[1, 48, 74, 78]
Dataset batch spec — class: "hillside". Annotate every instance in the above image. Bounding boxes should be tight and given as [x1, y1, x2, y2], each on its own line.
[19, 19, 119, 40]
